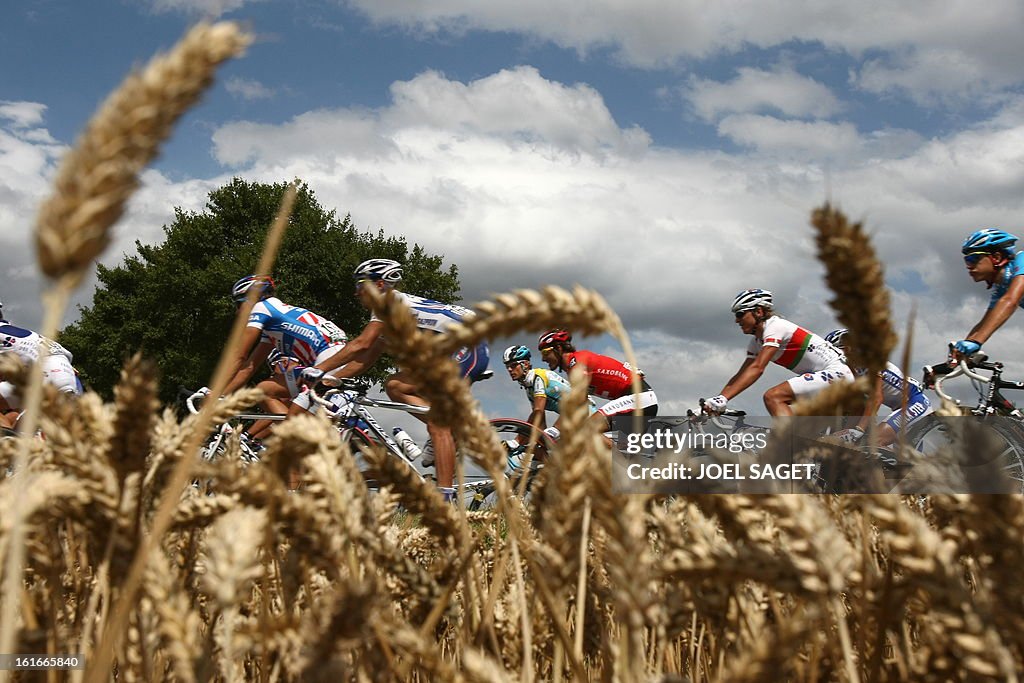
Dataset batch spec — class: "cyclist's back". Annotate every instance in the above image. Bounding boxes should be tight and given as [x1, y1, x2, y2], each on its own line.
[248, 296, 347, 367]
[0, 311, 82, 407]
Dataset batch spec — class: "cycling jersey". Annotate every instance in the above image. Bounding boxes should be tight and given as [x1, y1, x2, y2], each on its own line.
[369, 292, 474, 333]
[748, 316, 848, 374]
[521, 368, 596, 414]
[988, 251, 1024, 310]
[247, 297, 347, 366]
[0, 323, 74, 364]
[0, 322, 82, 400]
[370, 292, 489, 380]
[854, 362, 932, 433]
[563, 350, 646, 400]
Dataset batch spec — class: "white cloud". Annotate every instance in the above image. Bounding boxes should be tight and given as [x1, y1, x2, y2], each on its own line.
[0, 101, 48, 129]
[343, 0, 1024, 101]
[717, 114, 861, 158]
[224, 76, 275, 101]
[686, 67, 843, 122]
[5, 72, 1024, 410]
[146, 0, 252, 15]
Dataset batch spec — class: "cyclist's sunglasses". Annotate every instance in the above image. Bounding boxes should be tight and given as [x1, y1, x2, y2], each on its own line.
[734, 310, 750, 320]
[963, 251, 991, 266]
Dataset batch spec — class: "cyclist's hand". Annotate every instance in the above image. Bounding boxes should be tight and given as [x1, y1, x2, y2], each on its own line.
[953, 339, 982, 357]
[833, 427, 864, 444]
[704, 395, 728, 414]
[300, 367, 325, 385]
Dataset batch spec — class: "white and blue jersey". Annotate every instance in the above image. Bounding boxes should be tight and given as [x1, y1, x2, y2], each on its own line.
[371, 292, 489, 380]
[0, 321, 82, 400]
[988, 251, 1024, 310]
[247, 297, 347, 367]
[856, 362, 932, 433]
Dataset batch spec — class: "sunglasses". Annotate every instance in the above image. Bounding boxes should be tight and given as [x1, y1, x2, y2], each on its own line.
[734, 310, 750, 320]
[963, 251, 990, 266]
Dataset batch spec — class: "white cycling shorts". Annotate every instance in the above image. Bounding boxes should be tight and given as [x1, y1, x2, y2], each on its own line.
[0, 355, 82, 410]
[785, 364, 854, 398]
[597, 390, 659, 418]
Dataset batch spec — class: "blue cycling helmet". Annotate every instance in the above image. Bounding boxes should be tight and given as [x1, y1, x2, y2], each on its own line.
[824, 329, 848, 349]
[962, 229, 1017, 255]
[231, 275, 276, 303]
[502, 345, 531, 364]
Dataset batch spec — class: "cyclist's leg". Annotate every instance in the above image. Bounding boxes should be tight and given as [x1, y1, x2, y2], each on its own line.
[0, 382, 20, 429]
[251, 376, 291, 439]
[764, 381, 798, 416]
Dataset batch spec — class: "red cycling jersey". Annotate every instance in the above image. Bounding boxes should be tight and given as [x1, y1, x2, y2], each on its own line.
[563, 350, 641, 399]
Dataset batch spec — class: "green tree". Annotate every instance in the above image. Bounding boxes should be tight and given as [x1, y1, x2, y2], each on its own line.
[59, 178, 460, 402]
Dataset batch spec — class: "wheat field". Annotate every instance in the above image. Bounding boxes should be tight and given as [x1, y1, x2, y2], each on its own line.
[0, 20, 1021, 683]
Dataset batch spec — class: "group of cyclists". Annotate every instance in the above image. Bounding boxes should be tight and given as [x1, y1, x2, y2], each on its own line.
[2, 227, 1023, 497]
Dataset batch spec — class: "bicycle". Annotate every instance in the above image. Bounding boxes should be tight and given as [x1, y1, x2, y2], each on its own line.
[305, 377, 555, 511]
[183, 388, 267, 465]
[914, 348, 1024, 490]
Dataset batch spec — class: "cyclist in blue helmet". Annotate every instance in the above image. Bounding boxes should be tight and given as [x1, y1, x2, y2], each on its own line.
[954, 229, 1024, 358]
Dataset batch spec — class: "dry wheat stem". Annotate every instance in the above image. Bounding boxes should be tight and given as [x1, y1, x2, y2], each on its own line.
[87, 184, 295, 683]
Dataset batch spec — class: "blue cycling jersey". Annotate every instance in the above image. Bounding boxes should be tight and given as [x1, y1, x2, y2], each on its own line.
[247, 297, 346, 366]
[989, 251, 1024, 310]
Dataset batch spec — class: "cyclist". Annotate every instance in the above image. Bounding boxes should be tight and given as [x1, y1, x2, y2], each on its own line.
[824, 329, 933, 446]
[536, 329, 657, 433]
[299, 259, 489, 502]
[704, 289, 852, 417]
[954, 229, 1024, 359]
[0, 299, 83, 429]
[248, 348, 302, 441]
[502, 344, 595, 440]
[217, 275, 348, 451]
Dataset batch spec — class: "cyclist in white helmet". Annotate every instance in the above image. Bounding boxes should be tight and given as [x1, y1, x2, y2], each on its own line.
[0, 299, 83, 429]
[824, 329, 932, 446]
[704, 289, 853, 417]
[299, 258, 489, 502]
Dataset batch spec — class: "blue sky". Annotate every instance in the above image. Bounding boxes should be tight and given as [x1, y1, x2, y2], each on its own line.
[3, 0, 1024, 418]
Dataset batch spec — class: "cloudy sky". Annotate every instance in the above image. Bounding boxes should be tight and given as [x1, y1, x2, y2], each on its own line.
[3, 0, 1024, 419]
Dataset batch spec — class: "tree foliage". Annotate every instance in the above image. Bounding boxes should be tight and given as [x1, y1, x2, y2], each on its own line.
[59, 178, 460, 402]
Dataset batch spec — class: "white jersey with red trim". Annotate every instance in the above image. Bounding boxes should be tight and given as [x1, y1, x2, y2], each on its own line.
[746, 316, 847, 375]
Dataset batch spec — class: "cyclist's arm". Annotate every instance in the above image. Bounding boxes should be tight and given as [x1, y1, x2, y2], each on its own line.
[854, 375, 885, 432]
[319, 321, 384, 374]
[223, 327, 267, 394]
[720, 346, 774, 400]
[527, 393, 548, 431]
[325, 324, 388, 379]
[965, 276, 1024, 345]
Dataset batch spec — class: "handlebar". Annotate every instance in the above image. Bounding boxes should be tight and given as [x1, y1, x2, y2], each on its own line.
[306, 385, 429, 418]
[692, 398, 747, 430]
[925, 360, 992, 404]
[185, 388, 210, 415]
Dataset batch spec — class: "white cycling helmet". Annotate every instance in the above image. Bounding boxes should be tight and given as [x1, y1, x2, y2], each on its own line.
[824, 329, 848, 349]
[731, 288, 773, 313]
[354, 258, 403, 283]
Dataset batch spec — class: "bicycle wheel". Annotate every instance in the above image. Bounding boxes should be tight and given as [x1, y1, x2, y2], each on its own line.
[463, 419, 554, 511]
[903, 414, 1024, 492]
